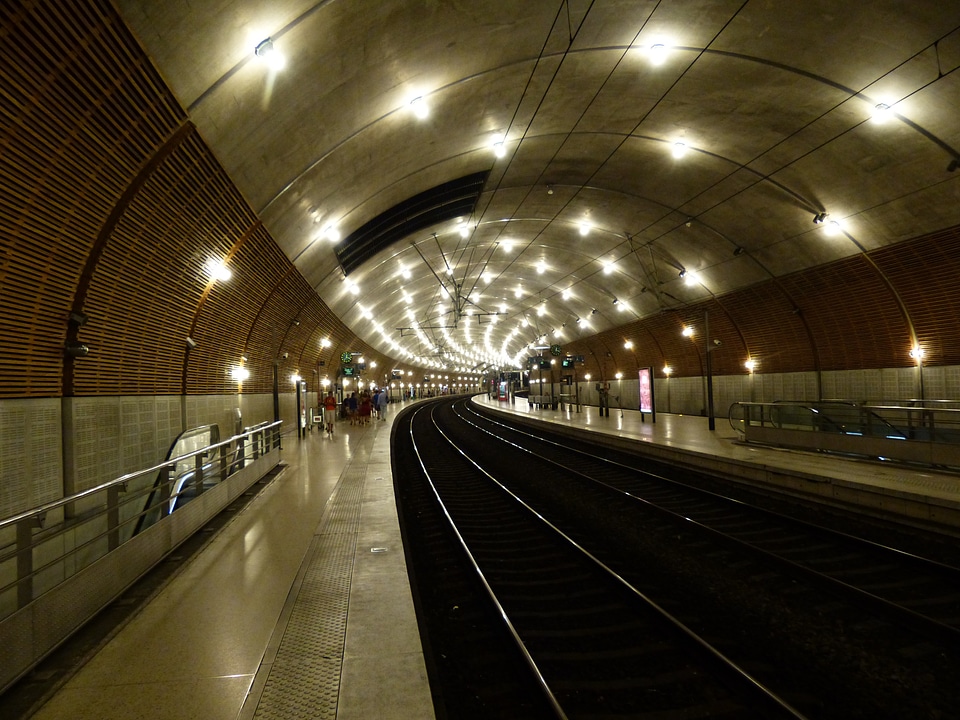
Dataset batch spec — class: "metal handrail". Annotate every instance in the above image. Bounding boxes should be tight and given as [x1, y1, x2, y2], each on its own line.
[0, 420, 281, 532]
[0, 420, 282, 618]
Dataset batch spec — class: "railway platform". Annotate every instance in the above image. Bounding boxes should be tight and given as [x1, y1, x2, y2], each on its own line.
[14, 403, 434, 720]
[473, 394, 960, 534]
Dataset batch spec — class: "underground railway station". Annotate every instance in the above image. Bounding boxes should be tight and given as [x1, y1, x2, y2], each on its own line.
[3, 2, 960, 718]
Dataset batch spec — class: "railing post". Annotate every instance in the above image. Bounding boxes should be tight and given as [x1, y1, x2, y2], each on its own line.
[236, 436, 246, 469]
[107, 485, 121, 551]
[220, 444, 228, 482]
[195, 454, 205, 497]
[253, 431, 261, 460]
[16, 515, 43, 609]
[158, 464, 172, 516]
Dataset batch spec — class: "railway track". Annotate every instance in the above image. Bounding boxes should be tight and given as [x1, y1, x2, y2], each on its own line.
[457, 401, 960, 644]
[394, 397, 960, 719]
[397, 399, 805, 719]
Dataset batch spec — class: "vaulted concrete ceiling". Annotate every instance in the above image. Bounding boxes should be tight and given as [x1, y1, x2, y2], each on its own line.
[114, 0, 960, 372]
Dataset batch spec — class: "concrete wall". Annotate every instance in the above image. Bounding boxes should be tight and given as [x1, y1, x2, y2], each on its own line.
[550, 365, 942, 420]
[0, 366, 949, 520]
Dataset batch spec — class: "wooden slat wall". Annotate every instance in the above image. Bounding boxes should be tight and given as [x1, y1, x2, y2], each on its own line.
[779, 256, 910, 371]
[75, 129, 252, 395]
[871, 226, 960, 367]
[0, 1, 406, 400]
[717, 282, 815, 375]
[0, 0, 184, 397]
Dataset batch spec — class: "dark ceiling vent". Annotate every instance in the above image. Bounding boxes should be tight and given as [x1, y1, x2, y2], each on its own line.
[336, 170, 489, 276]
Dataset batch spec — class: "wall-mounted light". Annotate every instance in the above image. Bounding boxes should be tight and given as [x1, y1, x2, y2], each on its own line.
[909, 345, 924, 361]
[65, 341, 89, 358]
[624, 340, 633, 349]
[185, 337, 197, 350]
[231, 366, 250, 382]
[663, 365, 672, 376]
[204, 258, 232, 282]
[744, 358, 756, 372]
[682, 326, 694, 337]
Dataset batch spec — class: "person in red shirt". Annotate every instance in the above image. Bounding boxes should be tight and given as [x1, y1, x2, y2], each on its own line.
[323, 391, 338, 434]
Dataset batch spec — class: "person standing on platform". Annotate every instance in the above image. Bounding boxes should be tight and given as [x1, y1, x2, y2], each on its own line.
[346, 391, 358, 425]
[598, 381, 610, 417]
[323, 390, 338, 434]
[372, 388, 380, 420]
[358, 391, 372, 425]
[377, 388, 388, 420]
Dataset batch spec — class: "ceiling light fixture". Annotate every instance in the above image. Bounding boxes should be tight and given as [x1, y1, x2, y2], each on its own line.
[672, 141, 687, 159]
[254, 38, 285, 71]
[649, 43, 668, 65]
[871, 102, 891, 124]
[493, 140, 506, 158]
[813, 212, 827, 224]
[823, 219, 842, 236]
[410, 95, 429, 119]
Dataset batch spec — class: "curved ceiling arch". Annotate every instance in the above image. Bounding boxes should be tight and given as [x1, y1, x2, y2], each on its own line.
[113, 0, 960, 376]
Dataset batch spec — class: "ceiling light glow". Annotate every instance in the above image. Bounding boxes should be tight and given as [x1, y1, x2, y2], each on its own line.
[410, 95, 429, 119]
[254, 38, 286, 71]
[204, 258, 232, 282]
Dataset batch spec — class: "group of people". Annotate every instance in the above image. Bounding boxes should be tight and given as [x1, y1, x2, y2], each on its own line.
[321, 388, 389, 434]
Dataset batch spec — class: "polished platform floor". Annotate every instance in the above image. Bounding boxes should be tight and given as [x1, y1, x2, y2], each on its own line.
[26, 406, 433, 720]
[18, 394, 960, 719]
